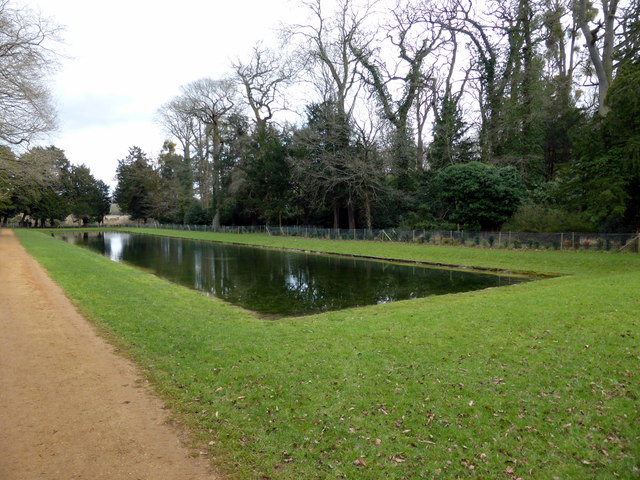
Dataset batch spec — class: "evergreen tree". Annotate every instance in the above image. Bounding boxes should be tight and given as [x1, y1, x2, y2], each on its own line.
[114, 147, 158, 222]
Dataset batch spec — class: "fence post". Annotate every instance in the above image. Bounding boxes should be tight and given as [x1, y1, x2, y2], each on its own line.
[560, 232, 564, 250]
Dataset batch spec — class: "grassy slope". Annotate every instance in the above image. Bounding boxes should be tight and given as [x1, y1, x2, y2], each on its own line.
[16, 229, 640, 479]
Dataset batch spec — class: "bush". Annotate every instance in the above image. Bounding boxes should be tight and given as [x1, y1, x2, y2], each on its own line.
[503, 203, 595, 232]
[184, 201, 212, 225]
[433, 162, 526, 230]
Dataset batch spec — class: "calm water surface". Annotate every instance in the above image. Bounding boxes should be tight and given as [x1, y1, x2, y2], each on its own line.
[56, 232, 528, 317]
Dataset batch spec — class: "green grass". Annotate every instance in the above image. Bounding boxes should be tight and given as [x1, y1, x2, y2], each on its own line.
[16, 228, 640, 479]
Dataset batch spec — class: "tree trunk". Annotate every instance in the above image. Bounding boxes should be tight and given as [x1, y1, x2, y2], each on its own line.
[347, 199, 356, 230]
[576, 0, 619, 115]
[415, 132, 425, 172]
[211, 126, 222, 228]
[363, 193, 372, 231]
[333, 198, 340, 230]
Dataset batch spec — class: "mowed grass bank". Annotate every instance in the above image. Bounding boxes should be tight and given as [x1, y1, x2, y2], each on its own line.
[16, 229, 640, 479]
[118, 227, 636, 276]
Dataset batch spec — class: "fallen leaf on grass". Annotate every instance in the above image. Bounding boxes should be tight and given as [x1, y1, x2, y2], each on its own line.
[418, 439, 436, 445]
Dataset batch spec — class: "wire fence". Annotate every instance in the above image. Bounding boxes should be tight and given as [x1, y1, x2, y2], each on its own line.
[17, 221, 636, 253]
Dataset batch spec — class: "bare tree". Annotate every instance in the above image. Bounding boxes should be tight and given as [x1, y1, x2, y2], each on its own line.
[289, 0, 382, 229]
[435, 0, 510, 160]
[351, 0, 444, 184]
[291, 0, 375, 117]
[232, 43, 294, 134]
[574, 0, 620, 115]
[0, 0, 62, 146]
[542, 0, 579, 85]
[435, 0, 558, 164]
[180, 78, 239, 227]
[426, 27, 473, 170]
[157, 97, 196, 162]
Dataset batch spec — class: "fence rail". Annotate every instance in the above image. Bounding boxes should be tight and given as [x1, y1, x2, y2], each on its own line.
[9, 221, 636, 253]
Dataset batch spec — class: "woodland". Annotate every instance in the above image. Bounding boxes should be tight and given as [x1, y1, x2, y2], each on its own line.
[1, 0, 639, 232]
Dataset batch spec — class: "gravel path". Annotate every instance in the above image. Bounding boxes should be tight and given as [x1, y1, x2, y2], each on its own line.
[0, 229, 220, 480]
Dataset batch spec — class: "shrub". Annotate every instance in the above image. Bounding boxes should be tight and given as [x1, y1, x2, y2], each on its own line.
[184, 201, 212, 225]
[503, 203, 595, 232]
[433, 162, 526, 230]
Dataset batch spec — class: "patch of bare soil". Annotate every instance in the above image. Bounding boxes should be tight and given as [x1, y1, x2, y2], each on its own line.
[0, 229, 220, 480]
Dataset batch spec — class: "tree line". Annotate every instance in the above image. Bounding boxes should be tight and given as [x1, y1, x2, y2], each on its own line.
[2, 0, 639, 232]
[117, 0, 639, 232]
[0, 145, 111, 226]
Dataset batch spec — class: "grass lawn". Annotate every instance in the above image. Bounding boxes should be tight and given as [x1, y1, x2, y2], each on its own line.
[16, 228, 640, 479]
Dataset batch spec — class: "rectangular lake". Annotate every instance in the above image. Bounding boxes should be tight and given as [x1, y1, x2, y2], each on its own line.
[55, 232, 530, 317]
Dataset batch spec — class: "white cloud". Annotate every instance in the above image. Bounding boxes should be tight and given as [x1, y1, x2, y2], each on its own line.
[52, 121, 166, 187]
[18, 0, 306, 187]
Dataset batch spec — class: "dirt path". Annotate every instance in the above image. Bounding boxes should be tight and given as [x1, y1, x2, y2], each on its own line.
[0, 229, 220, 480]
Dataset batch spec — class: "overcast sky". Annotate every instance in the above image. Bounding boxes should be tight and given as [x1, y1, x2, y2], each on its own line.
[18, 0, 305, 188]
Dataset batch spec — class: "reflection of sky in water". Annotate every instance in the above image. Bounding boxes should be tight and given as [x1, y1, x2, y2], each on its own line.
[286, 272, 308, 292]
[194, 246, 203, 290]
[106, 233, 124, 261]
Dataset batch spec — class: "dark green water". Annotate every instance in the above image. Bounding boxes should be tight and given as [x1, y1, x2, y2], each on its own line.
[56, 232, 529, 317]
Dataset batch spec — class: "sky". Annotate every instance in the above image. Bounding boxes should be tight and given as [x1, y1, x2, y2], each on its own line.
[18, 0, 306, 188]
